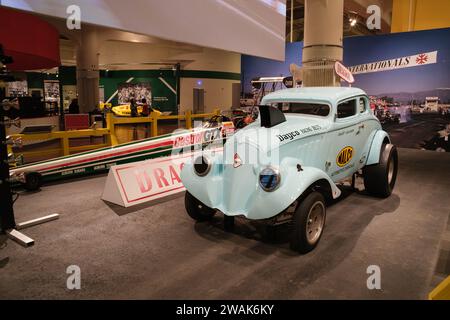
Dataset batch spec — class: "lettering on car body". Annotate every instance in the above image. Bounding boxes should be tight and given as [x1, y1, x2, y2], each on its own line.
[277, 125, 322, 142]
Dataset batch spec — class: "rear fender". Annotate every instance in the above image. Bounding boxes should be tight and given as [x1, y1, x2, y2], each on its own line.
[366, 130, 391, 166]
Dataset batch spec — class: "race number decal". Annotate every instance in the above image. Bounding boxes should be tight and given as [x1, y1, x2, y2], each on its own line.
[336, 146, 353, 167]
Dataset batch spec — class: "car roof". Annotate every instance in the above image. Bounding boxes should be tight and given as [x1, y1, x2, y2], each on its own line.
[261, 87, 367, 104]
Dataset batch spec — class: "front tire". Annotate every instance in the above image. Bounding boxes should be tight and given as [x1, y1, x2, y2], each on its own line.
[24, 172, 42, 191]
[290, 191, 326, 254]
[185, 191, 216, 222]
[363, 143, 398, 198]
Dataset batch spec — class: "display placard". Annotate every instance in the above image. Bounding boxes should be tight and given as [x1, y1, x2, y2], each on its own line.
[335, 61, 354, 84]
[6, 80, 28, 97]
[64, 114, 90, 130]
[44, 80, 60, 114]
[102, 153, 191, 207]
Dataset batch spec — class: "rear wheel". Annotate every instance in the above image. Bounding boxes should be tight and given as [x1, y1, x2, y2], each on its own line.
[24, 172, 42, 191]
[290, 191, 326, 254]
[185, 191, 216, 222]
[363, 143, 398, 198]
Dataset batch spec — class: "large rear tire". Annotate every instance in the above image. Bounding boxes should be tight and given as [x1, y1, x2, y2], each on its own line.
[290, 191, 326, 254]
[363, 143, 398, 198]
[185, 191, 216, 222]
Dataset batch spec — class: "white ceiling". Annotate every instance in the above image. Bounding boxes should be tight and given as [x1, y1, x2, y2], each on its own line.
[2, 0, 287, 61]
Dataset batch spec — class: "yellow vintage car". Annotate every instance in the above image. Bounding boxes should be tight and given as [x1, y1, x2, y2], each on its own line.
[99, 102, 162, 117]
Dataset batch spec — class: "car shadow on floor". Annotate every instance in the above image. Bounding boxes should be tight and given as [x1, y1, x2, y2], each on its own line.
[193, 184, 401, 257]
[104, 192, 184, 216]
[192, 186, 401, 298]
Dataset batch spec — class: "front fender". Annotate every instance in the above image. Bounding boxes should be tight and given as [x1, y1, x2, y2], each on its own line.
[248, 159, 341, 219]
[180, 150, 225, 210]
[366, 130, 391, 166]
[181, 155, 341, 220]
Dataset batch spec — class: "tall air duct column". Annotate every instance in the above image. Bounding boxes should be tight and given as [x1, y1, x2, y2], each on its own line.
[76, 29, 100, 113]
[302, 0, 344, 87]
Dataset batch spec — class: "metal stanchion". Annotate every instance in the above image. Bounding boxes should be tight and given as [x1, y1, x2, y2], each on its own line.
[1, 47, 59, 247]
[0, 109, 16, 232]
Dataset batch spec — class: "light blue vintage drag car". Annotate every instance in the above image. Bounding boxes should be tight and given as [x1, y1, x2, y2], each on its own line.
[181, 87, 398, 253]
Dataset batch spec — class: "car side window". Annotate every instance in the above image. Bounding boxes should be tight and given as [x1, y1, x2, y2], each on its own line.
[272, 102, 330, 116]
[359, 98, 367, 113]
[337, 99, 357, 118]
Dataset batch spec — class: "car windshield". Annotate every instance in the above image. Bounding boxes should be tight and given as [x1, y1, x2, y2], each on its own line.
[268, 102, 330, 117]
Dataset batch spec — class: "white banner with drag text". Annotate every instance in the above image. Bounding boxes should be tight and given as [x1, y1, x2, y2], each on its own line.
[102, 153, 192, 207]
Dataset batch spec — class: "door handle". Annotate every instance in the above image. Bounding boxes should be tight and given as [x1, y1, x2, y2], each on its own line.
[356, 123, 365, 135]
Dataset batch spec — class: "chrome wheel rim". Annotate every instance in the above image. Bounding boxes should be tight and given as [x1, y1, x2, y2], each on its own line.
[388, 159, 394, 184]
[306, 201, 325, 245]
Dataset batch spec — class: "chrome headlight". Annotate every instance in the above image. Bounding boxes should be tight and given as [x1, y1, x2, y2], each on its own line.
[259, 166, 281, 192]
[193, 155, 211, 177]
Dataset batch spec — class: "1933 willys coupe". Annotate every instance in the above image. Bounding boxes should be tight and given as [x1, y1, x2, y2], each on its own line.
[180, 87, 398, 253]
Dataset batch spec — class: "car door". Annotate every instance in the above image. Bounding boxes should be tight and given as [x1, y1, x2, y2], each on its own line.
[355, 96, 374, 169]
[326, 97, 365, 182]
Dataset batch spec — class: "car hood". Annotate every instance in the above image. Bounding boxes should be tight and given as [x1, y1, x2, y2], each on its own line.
[228, 114, 330, 154]
[183, 115, 332, 218]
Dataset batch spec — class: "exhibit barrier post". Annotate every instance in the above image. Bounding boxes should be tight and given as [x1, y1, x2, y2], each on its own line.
[106, 112, 118, 146]
[185, 110, 192, 129]
[150, 111, 159, 137]
[61, 136, 70, 156]
[0, 111, 17, 232]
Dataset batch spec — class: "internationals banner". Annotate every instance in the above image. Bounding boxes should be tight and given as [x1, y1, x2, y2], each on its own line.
[241, 28, 450, 153]
[348, 51, 438, 75]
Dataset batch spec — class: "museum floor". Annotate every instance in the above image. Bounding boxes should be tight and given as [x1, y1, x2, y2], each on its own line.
[1, 148, 449, 299]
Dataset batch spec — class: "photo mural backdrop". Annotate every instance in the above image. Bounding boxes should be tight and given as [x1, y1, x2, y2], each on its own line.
[241, 27, 450, 152]
[100, 70, 176, 114]
[118, 82, 152, 105]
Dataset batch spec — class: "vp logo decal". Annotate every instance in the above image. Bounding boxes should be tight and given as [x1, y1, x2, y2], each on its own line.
[336, 146, 353, 167]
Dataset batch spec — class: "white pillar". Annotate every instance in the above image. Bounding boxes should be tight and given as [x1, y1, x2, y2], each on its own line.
[76, 28, 100, 113]
[302, 0, 344, 86]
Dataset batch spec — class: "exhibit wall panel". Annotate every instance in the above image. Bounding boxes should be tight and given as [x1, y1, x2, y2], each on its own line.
[99, 69, 240, 114]
[391, 0, 450, 32]
[2, 0, 286, 61]
[100, 70, 177, 113]
[180, 78, 240, 114]
[241, 28, 450, 153]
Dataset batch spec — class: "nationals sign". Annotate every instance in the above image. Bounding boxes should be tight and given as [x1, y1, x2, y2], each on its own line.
[102, 153, 191, 207]
[348, 51, 438, 75]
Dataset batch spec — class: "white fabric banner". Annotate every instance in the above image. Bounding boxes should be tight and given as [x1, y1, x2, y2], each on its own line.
[348, 51, 438, 75]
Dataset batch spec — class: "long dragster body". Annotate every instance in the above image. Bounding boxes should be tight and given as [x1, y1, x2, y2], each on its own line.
[10, 126, 230, 190]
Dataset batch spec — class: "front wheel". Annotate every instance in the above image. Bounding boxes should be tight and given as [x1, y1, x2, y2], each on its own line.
[185, 191, 216, 222]
[290, 191, 326, 254]
[363, 143, 398, 198]
[24, 172, 42, 191]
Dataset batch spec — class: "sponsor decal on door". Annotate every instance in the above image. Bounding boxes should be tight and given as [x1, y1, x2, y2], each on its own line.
[336, 146, 354, 167]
